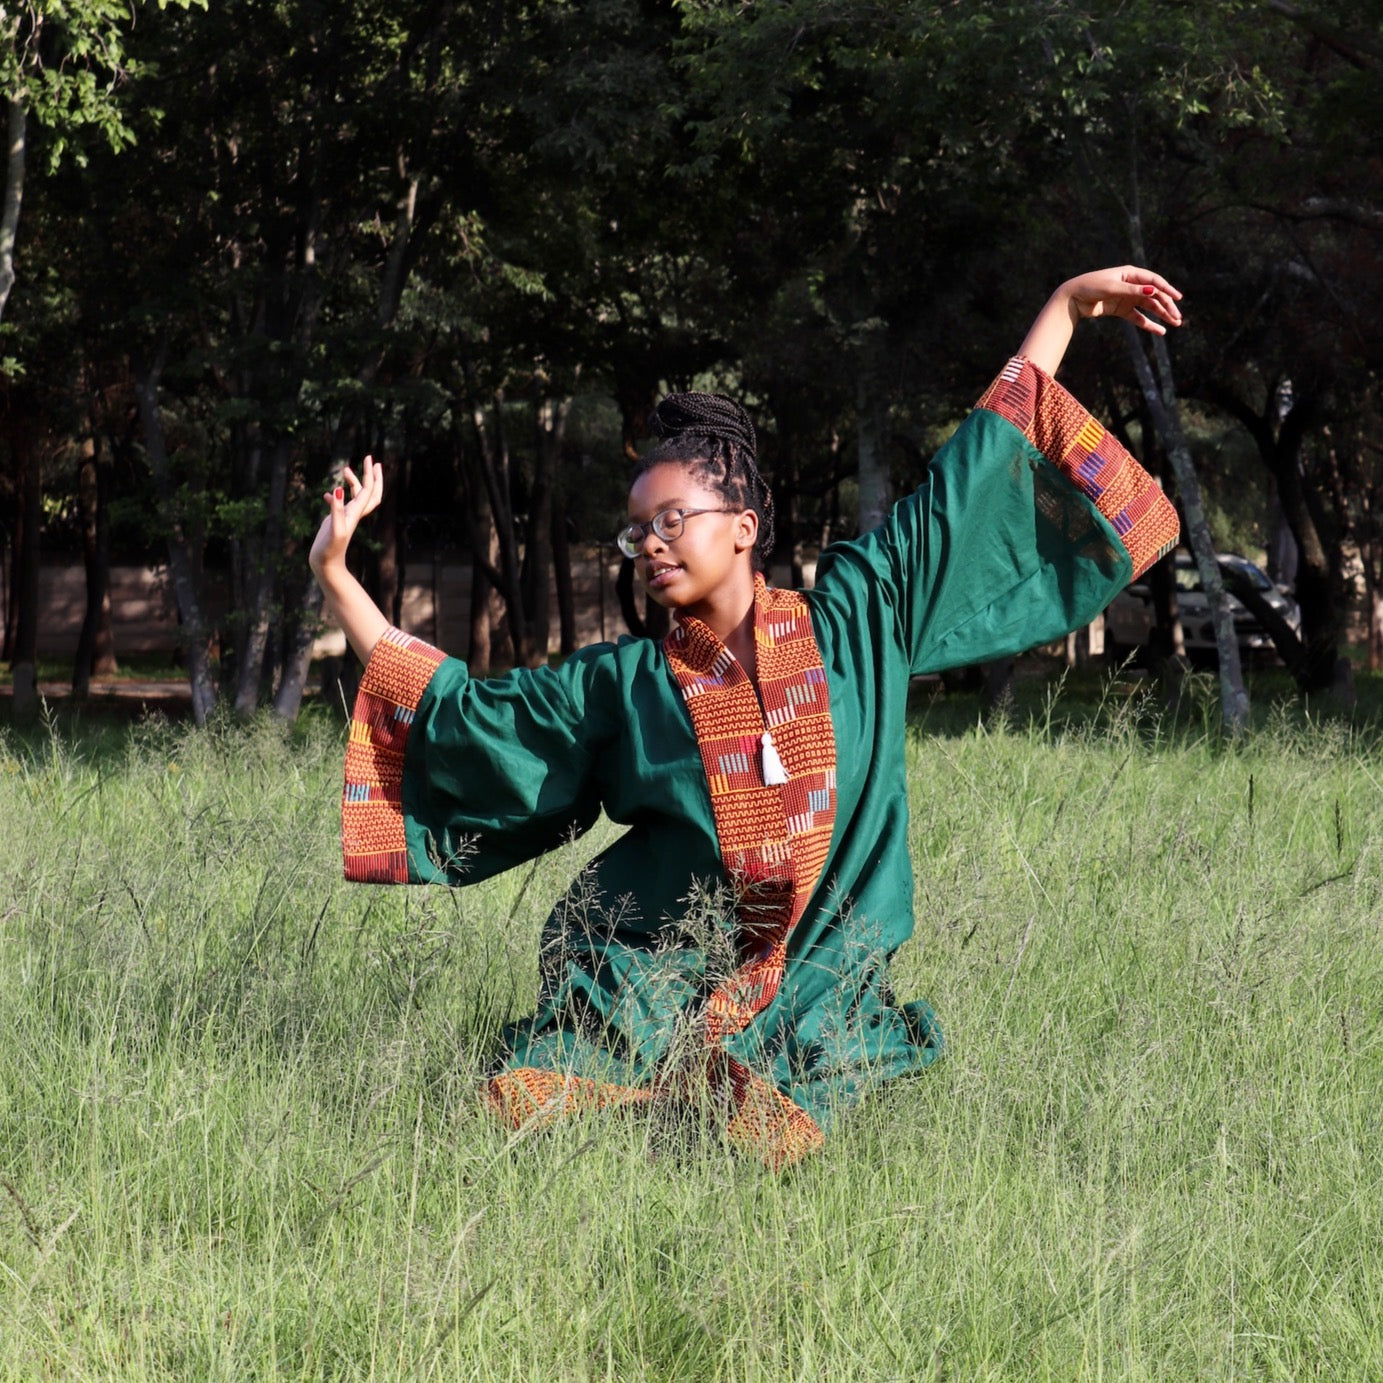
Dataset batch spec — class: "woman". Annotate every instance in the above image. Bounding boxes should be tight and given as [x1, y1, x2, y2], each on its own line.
[311, 266, 1182, 1170]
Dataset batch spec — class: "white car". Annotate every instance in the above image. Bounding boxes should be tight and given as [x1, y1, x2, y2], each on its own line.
[1105, 552, 1302, 664]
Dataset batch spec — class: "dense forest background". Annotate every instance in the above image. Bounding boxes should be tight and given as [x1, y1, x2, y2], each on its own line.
[0, 0, 1379, 722]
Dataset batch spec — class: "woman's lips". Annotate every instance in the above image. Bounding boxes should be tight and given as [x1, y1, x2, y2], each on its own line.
[645, 562, 680, 591]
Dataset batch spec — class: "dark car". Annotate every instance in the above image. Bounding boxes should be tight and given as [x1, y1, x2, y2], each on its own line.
[1105, 552, 1301, 664]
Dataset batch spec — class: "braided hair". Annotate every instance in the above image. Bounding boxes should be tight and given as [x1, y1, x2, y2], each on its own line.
[634, 392, 776, 570]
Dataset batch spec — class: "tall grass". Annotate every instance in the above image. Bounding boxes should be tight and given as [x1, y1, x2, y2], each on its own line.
[0, 687, 1380, 1380]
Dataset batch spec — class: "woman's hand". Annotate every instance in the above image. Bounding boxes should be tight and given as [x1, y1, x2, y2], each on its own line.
[1018, 265, 1184, 376]
[308, 455, 390, 666]
[309, 455, 386, 577]
[1061, 266, 1183, 335]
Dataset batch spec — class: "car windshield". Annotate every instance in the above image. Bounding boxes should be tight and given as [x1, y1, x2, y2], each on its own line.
[1174, 555, 1274, 593]
[1220, 555, 1274, 590]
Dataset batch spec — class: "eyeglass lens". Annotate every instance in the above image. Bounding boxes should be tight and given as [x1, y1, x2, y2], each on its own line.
[619, 508, 687, 556]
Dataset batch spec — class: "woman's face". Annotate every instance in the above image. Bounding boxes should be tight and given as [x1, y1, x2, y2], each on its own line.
[625, 462, 758, 616]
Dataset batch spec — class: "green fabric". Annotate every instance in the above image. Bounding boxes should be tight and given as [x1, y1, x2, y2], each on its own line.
[399, 406, 1133, 1128]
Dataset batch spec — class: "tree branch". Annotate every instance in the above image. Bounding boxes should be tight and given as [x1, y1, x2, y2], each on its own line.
[1265, 0, 1383, 69]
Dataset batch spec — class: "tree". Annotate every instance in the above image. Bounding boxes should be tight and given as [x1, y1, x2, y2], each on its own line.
[0, 0, 203, 717]
[655, 0, 1205, 600]
[76, 0, 523, 717]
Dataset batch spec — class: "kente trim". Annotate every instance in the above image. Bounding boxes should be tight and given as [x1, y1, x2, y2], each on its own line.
[342, 626, 445, 883]
[976, 356, 1180, 579]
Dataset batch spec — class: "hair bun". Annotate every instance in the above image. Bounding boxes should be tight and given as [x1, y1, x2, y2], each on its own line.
[648, 392, 756, 463]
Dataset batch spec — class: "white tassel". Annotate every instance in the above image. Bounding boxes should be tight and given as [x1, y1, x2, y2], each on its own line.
[761, 731, 789, 786]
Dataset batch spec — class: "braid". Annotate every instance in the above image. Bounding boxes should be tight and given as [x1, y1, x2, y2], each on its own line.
[636, 391, 777, 568]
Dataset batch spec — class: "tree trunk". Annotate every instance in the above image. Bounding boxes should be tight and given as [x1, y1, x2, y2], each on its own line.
[133, 346, 219, 725]
[72, 430, 117, 696]
[459, 423, 500, 674]
[1200, 383, 1339, 692]
[469, 551, 495, 674]
[0, 97, 26, 327]
[525, 396, 572, 662]
[855, 346, 891, 536]
[551, 501, 577, 657]
[1263, 402, 1339, 691]
[225, 431, 261, 698]
[233, 437, 291, 715]
[1124, 326, 1249, 732]
[820, 429, 842, 551]
[1132, 410, 1186, 669]
[1147, 551, 1186, 663]
[274, 431, 359, 723]
[272, 577, 323, 719]
[469, 391, 537, 666]
[1371, 583, 1383, 673]
[0, 525, 10, 662]
[7, 402, 39, 718]
[374, 454, 403, 627]
[783, 437, 806, 587]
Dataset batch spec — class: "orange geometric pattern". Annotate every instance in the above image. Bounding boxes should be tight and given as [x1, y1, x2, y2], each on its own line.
[342, 627, 445, 883]
[662, 575, 837, 1166]
[719, 1056, 826, 1171]
[485, 1059, 824, 1171]
[484, 1068, 657, 1126]
[483, 578, 839, 1173]
[664, 577, 838, 1040]
[977, 356, 1180, 579]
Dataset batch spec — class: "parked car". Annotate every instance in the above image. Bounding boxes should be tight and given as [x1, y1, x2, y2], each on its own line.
[1105, 552, 1301, 664]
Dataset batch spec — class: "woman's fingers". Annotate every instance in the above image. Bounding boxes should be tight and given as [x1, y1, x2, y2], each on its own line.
[1123, 268, 1183, 326]
[1127, 266, 1181, 298]
[320, 456, 386, 528]
[1089, 268, 1182, 334]
[1143, 288, 1182, 326]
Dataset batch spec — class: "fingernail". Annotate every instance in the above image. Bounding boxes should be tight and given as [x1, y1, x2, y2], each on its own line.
[1142, 285, 1156, 295]
[334, 487, 344, 501]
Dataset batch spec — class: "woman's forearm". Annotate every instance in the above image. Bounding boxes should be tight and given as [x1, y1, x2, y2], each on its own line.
[313, 559, 390, 667]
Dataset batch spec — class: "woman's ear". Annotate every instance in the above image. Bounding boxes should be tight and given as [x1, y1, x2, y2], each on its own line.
[733, 507, 760, 555]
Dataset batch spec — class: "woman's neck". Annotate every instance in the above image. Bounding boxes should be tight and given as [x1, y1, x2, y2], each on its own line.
[723, 602, 757, 680]
[691, 571, 758, 676]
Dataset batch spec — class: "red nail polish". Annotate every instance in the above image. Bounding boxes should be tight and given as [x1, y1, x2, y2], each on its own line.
[334, 487, 344, 501]
[1142, 285, 1156, 295]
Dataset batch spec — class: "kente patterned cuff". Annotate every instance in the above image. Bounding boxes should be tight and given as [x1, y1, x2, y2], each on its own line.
[341, 626, 445, 883]
[976, 356, 1180, 579]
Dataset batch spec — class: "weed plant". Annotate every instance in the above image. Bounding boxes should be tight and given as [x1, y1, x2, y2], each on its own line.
[0, 686, 1380, 1380]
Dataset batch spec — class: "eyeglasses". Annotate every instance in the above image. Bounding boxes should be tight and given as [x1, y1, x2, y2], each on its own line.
[616, 506, 736, 559]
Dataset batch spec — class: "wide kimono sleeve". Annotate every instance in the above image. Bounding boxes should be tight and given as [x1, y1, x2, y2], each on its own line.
[340, 627, 617, 886]
[813, 356, 1180, 675]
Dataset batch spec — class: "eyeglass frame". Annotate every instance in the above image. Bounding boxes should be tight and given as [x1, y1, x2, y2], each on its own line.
[616, 505, 739, 560]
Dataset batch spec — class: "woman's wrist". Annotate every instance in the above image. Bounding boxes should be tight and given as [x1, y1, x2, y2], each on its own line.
[310, 540, 359, 594]
[1016, 288, 1078, 377]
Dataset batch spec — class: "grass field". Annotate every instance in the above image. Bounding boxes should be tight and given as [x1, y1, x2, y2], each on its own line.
[1, 676, 1380, 1380]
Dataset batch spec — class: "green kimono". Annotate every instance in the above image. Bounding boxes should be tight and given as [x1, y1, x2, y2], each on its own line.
[341, 357, 1178, 1168]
